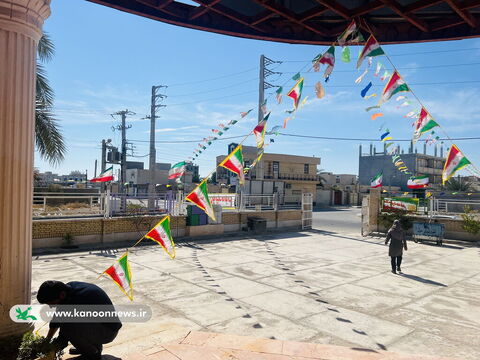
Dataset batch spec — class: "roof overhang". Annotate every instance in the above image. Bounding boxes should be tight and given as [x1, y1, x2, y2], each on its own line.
[87, 0, 480, 44]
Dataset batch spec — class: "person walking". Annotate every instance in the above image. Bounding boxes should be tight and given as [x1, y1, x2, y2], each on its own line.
[385, 219, 407, 274]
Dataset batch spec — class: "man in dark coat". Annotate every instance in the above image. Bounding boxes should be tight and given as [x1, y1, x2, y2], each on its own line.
[385, 220, 408, 274]
[37, 280, 122, 360]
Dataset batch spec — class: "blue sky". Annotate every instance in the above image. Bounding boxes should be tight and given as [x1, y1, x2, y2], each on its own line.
[36, 0, 480, 179]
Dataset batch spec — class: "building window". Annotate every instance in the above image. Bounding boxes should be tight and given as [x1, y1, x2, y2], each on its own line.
[304, 164, 309, 174]
[273, 161, 279, 176]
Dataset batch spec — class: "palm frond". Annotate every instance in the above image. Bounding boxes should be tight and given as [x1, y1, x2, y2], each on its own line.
[35, 103, 66, 165]
[36, 63, 54, 108]
[37, 33, 54, 62]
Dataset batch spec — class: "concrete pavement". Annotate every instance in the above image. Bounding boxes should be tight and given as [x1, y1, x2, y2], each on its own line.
[32, 226, 480, 359]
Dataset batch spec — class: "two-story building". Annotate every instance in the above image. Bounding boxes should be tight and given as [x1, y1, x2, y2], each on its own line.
[358, 143, 446, 191]
[216, 143, 321, 198]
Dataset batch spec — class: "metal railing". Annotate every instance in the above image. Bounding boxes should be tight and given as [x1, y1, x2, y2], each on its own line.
[431, 198, 480, 215]
[33, 192, 103, 218]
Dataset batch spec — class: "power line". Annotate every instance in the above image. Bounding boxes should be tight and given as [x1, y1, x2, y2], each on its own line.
[167, 77, 258, 97]
[278, 133, 480, 142]
[280, 62, 480, 73]
[128, 134, 248, 144]
[167, 90, 256, 107]
[167, 66, 257, 87]
[303, 80, 480, 88]
[281, 47, 480, 62]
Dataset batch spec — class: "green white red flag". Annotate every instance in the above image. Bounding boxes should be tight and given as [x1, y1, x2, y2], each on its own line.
[379, 71, 409, 105]
[186, 179, 216, 221]
[357, 35, 384, 69]
[253, 117, 268, 149]
[144, 216, 176, 259]
[337, 20, 359, 47]
[103, 252, 133, 301]
[312, 46, 335, 79]
[90, 166, 113, 182]
[219, 144, 245, 185]
[413, 108, 439, 143]
[407, 176, 429, 189]
[168, 161, 186, 180]
[442, 145, 471, 184]
[287, 77, 304, 110]
[371, 172, 383, 188]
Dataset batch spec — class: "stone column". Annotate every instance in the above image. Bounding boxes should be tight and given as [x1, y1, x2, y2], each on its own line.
[0, 0, 50, 337]
[368, 188, 381, 233]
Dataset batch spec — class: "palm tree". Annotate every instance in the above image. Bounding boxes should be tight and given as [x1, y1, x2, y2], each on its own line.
[444, 177, 474, 192]
[36, 33, 65, 165]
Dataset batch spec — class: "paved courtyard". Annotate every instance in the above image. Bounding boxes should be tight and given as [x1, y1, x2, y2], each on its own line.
[32, 227, 480, 359]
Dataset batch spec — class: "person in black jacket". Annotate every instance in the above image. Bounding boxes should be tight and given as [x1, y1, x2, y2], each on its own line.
[37, 280, 122, 360]
[385, 220, 408, 274]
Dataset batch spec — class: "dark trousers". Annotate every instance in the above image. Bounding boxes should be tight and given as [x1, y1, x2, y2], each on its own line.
[58, 323, 119, 356]
[390, 256, 402, 271]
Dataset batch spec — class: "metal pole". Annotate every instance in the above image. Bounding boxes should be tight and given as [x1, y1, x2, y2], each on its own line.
[120, 111, 129, 212]
[101, 139, 106, 193]
[257, 55, 265, 181]
[148, 86, 157, 211]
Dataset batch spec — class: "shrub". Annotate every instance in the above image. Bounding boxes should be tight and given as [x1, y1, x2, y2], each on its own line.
[17, 331, 60, 360]
[379, 210, 413, 231]
[461, 205, 480, 235]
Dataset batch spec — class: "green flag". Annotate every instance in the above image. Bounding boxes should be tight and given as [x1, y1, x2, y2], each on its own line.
[341, 46, 351, 63]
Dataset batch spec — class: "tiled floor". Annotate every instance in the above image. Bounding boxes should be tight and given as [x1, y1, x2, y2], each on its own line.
[32, 229, 480, 359]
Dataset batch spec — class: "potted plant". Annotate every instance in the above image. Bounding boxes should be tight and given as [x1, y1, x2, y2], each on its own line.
[17, 331, 61, 360]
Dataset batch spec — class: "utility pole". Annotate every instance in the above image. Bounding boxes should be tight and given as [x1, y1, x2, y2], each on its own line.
[257, 55, 281, 181]
[145, 85, 167, 211]
[113, 110, 135, 212]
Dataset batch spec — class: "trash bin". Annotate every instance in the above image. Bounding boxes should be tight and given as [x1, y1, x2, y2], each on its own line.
[247, 217, 267, 233]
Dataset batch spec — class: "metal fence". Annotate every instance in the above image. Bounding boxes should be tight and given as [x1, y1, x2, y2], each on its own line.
[33, 191, 303, 218]
[430, 198, 480, 215]
[33, 192, 103, 218]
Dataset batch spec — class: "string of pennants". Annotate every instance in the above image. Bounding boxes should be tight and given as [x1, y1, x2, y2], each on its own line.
[97, 21, 480, 301]
[177, 19, 480, 227]
[188, 109, 253, 161]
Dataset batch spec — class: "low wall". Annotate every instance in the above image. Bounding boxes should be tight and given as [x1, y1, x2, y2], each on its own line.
[378, 215, 480, 242]
[33, 210, 302, 249]
[33, 215, 186, 249]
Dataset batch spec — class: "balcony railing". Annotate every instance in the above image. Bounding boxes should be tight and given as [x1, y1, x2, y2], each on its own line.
[263, 173, 319, 181]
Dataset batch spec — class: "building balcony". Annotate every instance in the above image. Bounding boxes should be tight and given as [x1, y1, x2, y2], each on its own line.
[262, 173, 319, 181]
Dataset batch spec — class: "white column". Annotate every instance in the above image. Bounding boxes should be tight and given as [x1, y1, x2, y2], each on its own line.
[0, 0, 50, 337]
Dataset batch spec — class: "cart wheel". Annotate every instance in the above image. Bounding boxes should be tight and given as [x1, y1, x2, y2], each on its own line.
[414, 238, 418, 243]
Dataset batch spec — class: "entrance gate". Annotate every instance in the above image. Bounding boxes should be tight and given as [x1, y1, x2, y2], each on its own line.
[302, 193, 313, 230]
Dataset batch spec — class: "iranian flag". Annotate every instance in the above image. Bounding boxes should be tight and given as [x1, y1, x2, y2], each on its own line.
[253, 119, 267, 149]
[103, 252, 133, 301]
[287, 77, 304, 109]
[168, 161, 186, 180]
[442, 145, 471, 184]
[144, 216, 176, 259]
[312, 46, 335, 79]
[413, 108, 439, 143]
[371, 172, 383, 188]
[357, 35, 384, 69]
[337, 20, 358, 47]
[379, 71, 409, 105]
[90, 166, 113, 182]
[219, 145, 245, 185]
[407, 176, 429, 189]
[186, 180, 216, 221]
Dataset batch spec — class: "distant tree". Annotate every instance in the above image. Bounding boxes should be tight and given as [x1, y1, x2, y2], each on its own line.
[316, 169, 328, 188]
[208, 172, 217, 184]
[444, 177, 474, 192]
[36, 33, 66, 165]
